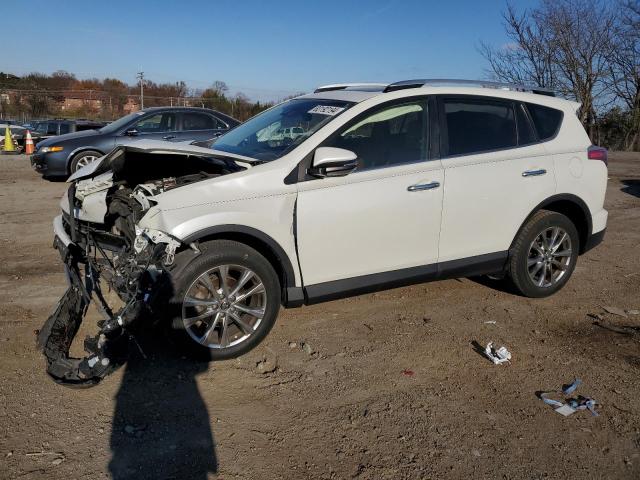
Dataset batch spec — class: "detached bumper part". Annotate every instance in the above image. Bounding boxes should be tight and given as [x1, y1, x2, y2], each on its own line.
[36, 286, 127, 387]
[38, 216, 181, 387]
[36, 240, 130, 387]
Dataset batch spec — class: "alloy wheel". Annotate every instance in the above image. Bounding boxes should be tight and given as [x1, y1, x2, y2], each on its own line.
[526, 226, 572, 288]
[75, 155, 98, 171]
[181, 264, 267, 349]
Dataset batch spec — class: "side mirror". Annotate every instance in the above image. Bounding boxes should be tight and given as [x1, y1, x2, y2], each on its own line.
[308, 147, 357, 178]
[124, 128, 139, 136]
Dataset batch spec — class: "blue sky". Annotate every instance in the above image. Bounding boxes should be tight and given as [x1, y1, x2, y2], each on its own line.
[5, 0, 542, 101]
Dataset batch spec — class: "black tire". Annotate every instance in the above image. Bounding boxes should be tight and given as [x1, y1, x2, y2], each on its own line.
[507, 210, 579, 298]
[70, 150, 102, 173]
[166, 240, 281, 360]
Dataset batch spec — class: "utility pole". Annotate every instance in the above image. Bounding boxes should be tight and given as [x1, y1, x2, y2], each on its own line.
[136, 71, 145, 109]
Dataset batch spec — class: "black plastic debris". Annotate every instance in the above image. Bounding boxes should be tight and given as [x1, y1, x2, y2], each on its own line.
[36, 286, 128, 388]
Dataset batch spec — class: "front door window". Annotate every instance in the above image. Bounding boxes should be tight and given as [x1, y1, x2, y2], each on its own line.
[135, 113, 177, 133]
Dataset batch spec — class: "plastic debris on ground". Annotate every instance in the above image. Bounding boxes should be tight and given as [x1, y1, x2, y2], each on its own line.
[538, 378, 599, 417]
[483, 342, 511, 365]
[603, 306, 628, 318]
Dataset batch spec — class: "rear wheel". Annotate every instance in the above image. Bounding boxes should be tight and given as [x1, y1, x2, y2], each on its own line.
[507, 210, 579, 298]
[168, 240, 281, 360]
[70, 150, 101, 173]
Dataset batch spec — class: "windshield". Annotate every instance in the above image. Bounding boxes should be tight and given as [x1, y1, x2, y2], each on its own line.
[213, 98, 353, 161]
[99, 111, 145, 134]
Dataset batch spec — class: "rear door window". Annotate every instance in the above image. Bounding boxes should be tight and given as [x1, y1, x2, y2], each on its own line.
[59, 124, 71, 135]
[182, 112, 215, 131]
[525, 103, 563, 140]
[516, 103, 537, 145]
[442, 98, 517, 156]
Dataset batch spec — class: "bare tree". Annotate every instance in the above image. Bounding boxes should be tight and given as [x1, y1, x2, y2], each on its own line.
[480, 1, 617, 139]
[609, 1, 640, 150]
[479, 3, 556, 88]
[211, 81, 229, 96]
[544, 0, 616, 137]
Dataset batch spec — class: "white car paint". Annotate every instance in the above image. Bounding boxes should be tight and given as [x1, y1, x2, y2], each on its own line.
[65, 82, 608, 293]
[296, 158, 444, 285]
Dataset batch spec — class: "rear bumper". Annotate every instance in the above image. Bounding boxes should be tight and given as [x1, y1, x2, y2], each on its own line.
[583, 209, 607, 253]
[591, 209, 608, 235]
[583, 228, 606, 253]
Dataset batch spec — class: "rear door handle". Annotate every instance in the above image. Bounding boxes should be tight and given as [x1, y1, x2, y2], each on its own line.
[522, 169, 547, 177]
[407, 181, 440, 192]
[163, 135, 176, 140]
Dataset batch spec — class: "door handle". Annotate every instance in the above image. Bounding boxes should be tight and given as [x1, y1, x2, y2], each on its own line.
[163, 135, 176, 140]
[407, 181, 440, 192]
[522, 169, 547, 177]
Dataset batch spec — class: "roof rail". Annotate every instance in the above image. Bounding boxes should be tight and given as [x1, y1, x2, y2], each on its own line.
[383, 79, 556, 96]
[314, 83, 388, 93]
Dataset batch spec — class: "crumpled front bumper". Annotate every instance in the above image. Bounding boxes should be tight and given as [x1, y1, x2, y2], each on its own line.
[36, 229, 128, 387]
[40, 197, 186, 387]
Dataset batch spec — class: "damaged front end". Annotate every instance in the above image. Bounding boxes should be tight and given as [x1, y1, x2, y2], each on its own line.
[37, 145, 246, 387]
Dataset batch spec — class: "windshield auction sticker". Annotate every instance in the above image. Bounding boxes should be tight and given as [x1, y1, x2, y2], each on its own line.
[308, 105, 345, 116]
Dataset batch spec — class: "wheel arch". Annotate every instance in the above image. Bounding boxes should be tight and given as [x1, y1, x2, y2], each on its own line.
[181, 225, 300, 304]
[512, 194, 592, 254]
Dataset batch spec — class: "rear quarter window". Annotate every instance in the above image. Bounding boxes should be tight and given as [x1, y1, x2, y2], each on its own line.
[525, 103, 563, 140]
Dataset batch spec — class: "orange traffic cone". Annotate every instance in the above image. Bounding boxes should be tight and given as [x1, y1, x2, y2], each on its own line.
[24, 130, 34, 154]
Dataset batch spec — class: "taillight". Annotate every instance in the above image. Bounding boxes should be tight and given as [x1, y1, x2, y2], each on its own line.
[588, 145, 608, 166]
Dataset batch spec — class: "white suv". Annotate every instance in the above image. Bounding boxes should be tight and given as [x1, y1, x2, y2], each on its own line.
[42, 79, 607, 385]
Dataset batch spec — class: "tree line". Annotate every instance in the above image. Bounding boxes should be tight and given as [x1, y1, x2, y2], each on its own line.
[0, 72, 274, 122]
[480, 0, 640, 151]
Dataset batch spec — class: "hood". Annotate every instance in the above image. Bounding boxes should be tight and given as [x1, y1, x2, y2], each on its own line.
[68, 139, 256, 182]
[66, 141, 251, 226]
[37, 129, 100, 147]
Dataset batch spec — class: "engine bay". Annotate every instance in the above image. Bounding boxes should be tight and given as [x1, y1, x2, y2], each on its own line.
[37, 147, 245, 387]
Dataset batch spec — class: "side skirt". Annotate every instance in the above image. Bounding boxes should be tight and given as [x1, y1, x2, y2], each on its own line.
[303, 251, 508, 306]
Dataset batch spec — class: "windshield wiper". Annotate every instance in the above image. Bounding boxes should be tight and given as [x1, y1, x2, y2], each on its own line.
[208, 150, 264, 165]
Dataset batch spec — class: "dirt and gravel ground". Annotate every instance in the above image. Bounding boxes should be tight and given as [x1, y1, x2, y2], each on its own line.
[0, 153, 639, 480]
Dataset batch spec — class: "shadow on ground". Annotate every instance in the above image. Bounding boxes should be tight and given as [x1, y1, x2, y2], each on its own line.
[468, 275, 518, 295]
[621, 179, 640, 198]
[109, 331, 217, 479]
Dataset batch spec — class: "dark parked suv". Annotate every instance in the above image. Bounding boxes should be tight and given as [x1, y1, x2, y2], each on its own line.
[31, 107, 240, 178]
[32, 119, 107, 141]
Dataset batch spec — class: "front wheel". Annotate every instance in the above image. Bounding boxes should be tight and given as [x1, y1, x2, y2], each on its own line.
[168, 240, 281, 360]
[507, 210, 579, 298]
[70, 150, 102, 173]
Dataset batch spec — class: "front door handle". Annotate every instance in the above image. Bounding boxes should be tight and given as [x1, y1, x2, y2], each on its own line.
[163, 135, 176, 140]
[522, 169, 547, 177]
[407, 181, 440, 192]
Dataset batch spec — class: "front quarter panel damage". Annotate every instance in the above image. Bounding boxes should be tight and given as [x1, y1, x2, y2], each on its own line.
[37, 146, 239, 386]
